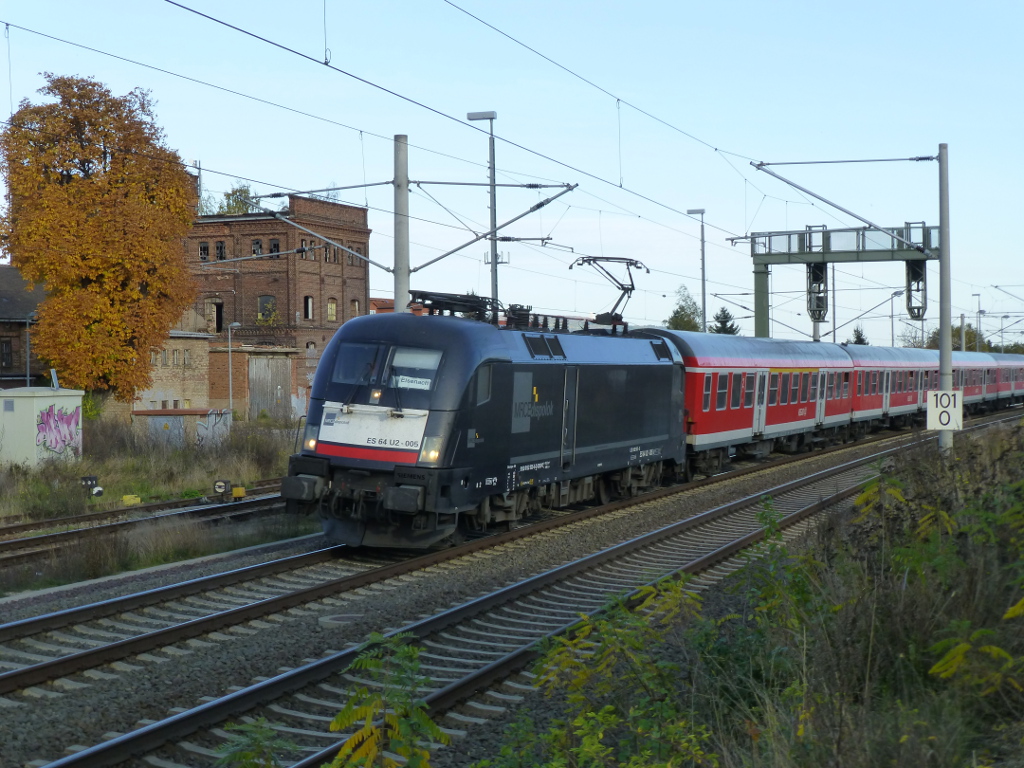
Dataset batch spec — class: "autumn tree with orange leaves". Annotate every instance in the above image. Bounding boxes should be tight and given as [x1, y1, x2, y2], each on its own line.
[0, 74, 197, 401]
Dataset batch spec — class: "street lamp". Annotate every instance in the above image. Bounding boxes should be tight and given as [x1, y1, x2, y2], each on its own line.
[468, 111, 498, 303]
[890, 290, 905, 347]
[687, 208, 706, 331]
[227, 322, 241, 415]
[25, 310, 37, 386]
[1001, 315, 1010, 352]
[972, 293, 983, 351]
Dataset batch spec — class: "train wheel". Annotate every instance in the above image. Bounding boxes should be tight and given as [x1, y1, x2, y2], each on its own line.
[597, 476, 612, 505]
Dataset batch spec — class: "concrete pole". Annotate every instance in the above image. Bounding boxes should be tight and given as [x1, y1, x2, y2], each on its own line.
[960, 314, 965, 351]
[812, 321, 820, 342]
[754, 263, 770, 337]
[890, 294, 896, 347]
[228, 324, 234, 414]
[394, 135, 410, 313]
[699, 213, 706, 331]
[24, 314, 32, 386]
[938, 143, 953, 453]
[831, 263, 837, 342]
[487, 119, 498, 304]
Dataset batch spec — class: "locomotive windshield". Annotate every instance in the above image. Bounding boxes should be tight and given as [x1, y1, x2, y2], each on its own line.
[327, 342, 443, 409]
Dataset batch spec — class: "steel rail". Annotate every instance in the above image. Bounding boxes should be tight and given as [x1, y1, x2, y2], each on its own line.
[38, 450, 890, 768]
[0, 479, 283, 539]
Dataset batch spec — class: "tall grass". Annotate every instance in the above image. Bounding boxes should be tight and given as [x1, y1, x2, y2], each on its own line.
[0, 420, 296, 522]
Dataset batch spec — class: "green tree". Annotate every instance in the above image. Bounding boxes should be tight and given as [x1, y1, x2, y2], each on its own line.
[708, 306, 740, 335]
[664, 286, 702, 332]
[847, 325, 869, 345]
[0, 74, 196, 400]
[217, 181, 260, 215]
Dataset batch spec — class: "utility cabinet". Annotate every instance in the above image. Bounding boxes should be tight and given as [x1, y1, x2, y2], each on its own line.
[0, 387, 85, 467]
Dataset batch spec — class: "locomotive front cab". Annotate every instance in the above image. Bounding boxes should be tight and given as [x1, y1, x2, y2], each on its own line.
[283, 314, 501, 548]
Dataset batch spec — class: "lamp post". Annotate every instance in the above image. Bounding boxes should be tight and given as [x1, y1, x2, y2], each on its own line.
[972, 293, 982, 351]
[227, 322, 241, 415]
[467, 111, 498, 303]
[687, 208, 706, 331]
[1001, 315, 1010, 352]
[25, 310, 37, 386]
[890, 290, 904, 347]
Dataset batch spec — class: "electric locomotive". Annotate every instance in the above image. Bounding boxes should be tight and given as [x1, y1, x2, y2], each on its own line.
[283, 292, 686, 548]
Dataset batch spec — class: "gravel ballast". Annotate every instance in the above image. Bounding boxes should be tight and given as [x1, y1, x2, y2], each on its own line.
[0, 442, 888, 767]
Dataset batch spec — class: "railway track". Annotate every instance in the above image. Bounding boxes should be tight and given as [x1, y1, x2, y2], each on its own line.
[3, 415, 1017, 767]
[0, 486, 284, 570]
[0, 479, 283, 539]
[35, 446, 882, 768]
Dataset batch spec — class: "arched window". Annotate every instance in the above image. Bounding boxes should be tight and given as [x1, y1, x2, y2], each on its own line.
[350, 299, 360, 317]
[327, 298, 337, 322]
[303, 296, 314, 320]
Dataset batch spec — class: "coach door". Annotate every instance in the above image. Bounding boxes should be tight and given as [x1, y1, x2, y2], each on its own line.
[561, 366, 579, 470]
[883, 370, 891, 414]
[815, 371, 827, 425]
[752, 371, 768, 435]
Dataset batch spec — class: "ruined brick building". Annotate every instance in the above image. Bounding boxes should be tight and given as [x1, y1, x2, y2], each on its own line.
[183, 195, 371, 418]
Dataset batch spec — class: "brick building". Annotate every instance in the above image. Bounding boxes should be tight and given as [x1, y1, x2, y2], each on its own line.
[184, 195, 371, 417]
[0, 265, 46, 389]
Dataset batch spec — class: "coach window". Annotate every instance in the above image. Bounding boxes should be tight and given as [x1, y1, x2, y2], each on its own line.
[798, 372, 808, 402]
[842, 372, 850, 398]
[809, 372, 818, 401]
[788, 373, 799, 403]
[856, 372, 863, 397]
[303, 296, 314, 320]
[769, 373, 779, 405]
[744, 373, 755, 408]
[827, 372, 835, 400]
[872, 371, 879, 395]
[780, 373, 790, 405]
[199, 241, 209, 261]
[716, 373, 729, 410]
[216, 241, 226, 260]
[327, 298, 337, 322]
[702, 373, 712, 411]
[731, 373, 743, 409]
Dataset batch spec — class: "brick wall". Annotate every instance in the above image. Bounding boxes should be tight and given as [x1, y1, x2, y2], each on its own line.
[136, 335, 212, 410]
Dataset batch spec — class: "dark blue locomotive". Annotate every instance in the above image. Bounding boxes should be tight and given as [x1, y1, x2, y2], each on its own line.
[283, 295, 686, 547]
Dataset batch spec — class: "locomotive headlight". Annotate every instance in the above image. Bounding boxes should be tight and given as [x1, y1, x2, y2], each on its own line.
[418, 436, 443, 466]
[302, 421, 320, 452]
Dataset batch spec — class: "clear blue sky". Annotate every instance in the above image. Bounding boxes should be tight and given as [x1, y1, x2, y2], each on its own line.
[3, 0, 1022, 345]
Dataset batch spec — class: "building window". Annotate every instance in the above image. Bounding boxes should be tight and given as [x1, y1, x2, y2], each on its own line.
[309, 239, 317, 260]
[0, 339, 11, 369]
[327, 298, 337, 322]
[184, 399, 191, 408]
[257, 295, 276, 321]
[199, 241, 209, 261]
[300, 239, 307, 259]
[216, 241, 226, 260]
[350, 299, 360, 317]
[183, 349, 192, 367]
[303, 296, 314, 320]
[162, 350, 169, 366]
[251, 239, 262, 256]
[161, 400, 168, 409]
[269, 239, 280, 257]
[173, 400, 180, 409]
[150, 350, 158, 366]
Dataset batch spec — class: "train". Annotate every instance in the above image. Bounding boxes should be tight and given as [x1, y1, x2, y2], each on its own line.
[282, 292, 1024, 548]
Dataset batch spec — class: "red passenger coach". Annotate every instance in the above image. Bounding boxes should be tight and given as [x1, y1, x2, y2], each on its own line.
[842, 346, 939, 428]
[647, 332, 853, 476]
